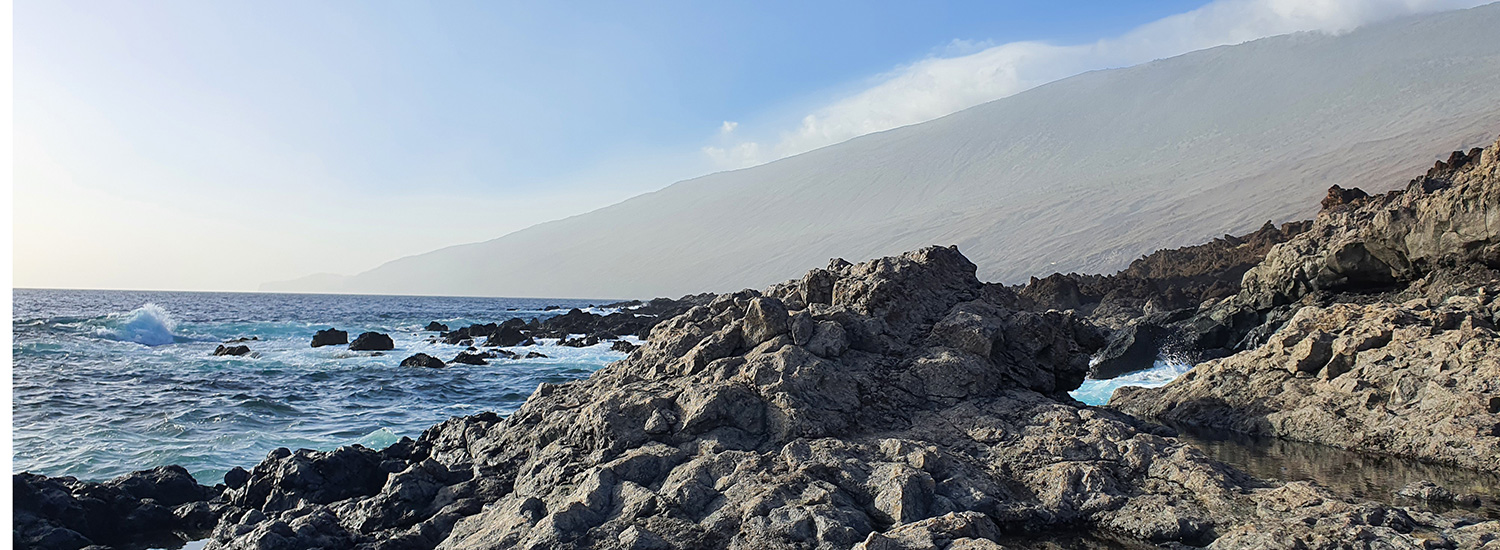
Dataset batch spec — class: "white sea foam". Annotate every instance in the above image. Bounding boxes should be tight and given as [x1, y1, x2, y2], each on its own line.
[95, 303, 182, 346]
[1069, 358, 1194, 406]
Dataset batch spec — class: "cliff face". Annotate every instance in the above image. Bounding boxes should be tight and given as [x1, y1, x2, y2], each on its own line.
[1112, 136, 1500, 472]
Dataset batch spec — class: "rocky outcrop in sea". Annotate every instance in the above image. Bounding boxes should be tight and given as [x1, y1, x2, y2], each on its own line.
[1112, 137, 1500, 473]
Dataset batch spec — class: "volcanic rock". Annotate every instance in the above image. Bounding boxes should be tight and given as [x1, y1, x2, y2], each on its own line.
[1113, 136, 1500, 473]
[311, 328, 348, 348]
[401, 353, 447, 368]
[14, 466, 221, 550]
[348, 332, 395, 351]
[187, 244, 1497, 550]
[425, 322, 449, 332]
[213, 344, 251, 357]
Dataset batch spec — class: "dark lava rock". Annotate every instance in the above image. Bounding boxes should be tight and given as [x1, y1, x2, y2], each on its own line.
[348, 332, 395, 351]
[425, 321, 449, 332]
[223, 466, 250, 490]
[400, 353, 446, 368]
[558, 334, 601, 348]
[523, 351, 549, 359]
[311, 328, 348, 348]
[15, 466, 220, 550]
[611, 340, 639, 353]
[224, 336, 259, 343]
[451, 351, 489, 365]
[212, 344, 251, 357]
[1089, 323, 1170, 379]
[483, 326, 530, 347]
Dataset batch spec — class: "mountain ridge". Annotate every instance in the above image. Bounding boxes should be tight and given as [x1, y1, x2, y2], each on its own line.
[265, 3, 1500, 298]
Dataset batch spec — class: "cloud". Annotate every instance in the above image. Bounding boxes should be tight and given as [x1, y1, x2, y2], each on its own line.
[707, 0, 1493, 169]
[720, 121, 738, 134]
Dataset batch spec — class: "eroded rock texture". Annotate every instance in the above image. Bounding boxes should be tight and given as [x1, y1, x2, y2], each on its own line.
[1114, 136, 1500, 474]
[179, 246, 1495, 550]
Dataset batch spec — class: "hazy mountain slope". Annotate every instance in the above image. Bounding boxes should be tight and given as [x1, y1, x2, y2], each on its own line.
[269, 4, 1500, 299]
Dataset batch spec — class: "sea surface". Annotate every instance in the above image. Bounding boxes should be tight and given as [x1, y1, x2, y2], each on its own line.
[12, 289, 630, 485]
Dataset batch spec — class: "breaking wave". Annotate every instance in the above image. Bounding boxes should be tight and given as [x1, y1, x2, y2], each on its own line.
[93, 303, 187, 346]
[1069, 358, 1194, 406]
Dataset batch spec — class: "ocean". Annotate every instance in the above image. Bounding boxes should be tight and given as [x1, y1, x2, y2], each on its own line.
[11, 289, 630, 486]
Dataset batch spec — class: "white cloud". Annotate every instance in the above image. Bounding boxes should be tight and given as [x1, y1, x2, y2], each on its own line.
[707, 0, 1493, 169]
[720, 120, 738, 134]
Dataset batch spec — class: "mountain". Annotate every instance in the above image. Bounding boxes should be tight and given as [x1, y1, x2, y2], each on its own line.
[264, 4, 1500, 299]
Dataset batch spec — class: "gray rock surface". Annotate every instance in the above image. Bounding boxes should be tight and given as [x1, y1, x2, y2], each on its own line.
[1112, 135, 1500, 473]
[186, 245, 1495, 550]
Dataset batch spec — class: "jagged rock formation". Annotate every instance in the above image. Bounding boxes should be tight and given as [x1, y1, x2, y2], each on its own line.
[17, 246, 1470, 550]
[14, 466, 221, 549]
[1113, 137, 1500, 473]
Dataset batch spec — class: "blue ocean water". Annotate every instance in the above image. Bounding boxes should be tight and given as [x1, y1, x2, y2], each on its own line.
[1068, 359, 1194, 406]
[12, 289, 630, 485]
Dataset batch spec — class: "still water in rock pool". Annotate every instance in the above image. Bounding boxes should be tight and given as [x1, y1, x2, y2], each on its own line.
[12, 289, 629, 485]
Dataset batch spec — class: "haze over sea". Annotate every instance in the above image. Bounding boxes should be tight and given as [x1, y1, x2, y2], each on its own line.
[11, 289, 632, 485]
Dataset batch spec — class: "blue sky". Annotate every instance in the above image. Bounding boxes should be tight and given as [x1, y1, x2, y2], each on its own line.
[14, 0, 1490, 290]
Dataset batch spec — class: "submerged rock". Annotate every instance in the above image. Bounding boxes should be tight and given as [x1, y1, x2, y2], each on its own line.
[348, 332, 395, 351]
[311, 328, 348, 348]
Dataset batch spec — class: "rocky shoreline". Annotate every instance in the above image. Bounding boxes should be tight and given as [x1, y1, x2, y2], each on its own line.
[15, 138, 1500, 549]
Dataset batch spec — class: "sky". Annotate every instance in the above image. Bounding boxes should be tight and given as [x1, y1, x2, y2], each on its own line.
[13, 0, 1493, 291]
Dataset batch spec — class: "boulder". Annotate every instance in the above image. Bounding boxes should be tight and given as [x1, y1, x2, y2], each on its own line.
[483, 326, 530, 347]
[451, 351, 489, 365]
[212, 344, 251, 357]
[610, 340, 639, 353]
[523, 351, 549, 359]
[311, 328, 348, 348]
[425, 321, 449, 332]
[400, 353, 446, 368]
[348, 332, 395, 351]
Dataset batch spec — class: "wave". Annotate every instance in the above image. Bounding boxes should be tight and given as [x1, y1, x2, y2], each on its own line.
[93, 303, 189, 346]
[1069, 358, 1194, 406]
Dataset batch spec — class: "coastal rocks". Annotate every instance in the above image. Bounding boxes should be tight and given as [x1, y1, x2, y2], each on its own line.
[312, 328, 349, 348]
[174, 244, 1499, 550]
[349, 332, 395, 351]
[213, 344, 251, 356]
[14, 466, 222, 550]
[610, 340, 639, 353]
[451, 351, 491, 365]
[1112, 290, 1500, 473]
[426, 322, 449, 332]
[401, 353, 447, 368]
[1320, 184, 1370, 210]
[1395, 481, 1482, 506]
[524, 351, 549, 359]
[483, 326, 530, 347]
[1112, 137, 1500, 473]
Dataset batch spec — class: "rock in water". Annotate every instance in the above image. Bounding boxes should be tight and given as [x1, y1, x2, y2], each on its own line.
[400, 353, 446, 368]
[188, 244, 1497, 550]
[212, 344, 251, 356]
[311, 328, 348, 348]
[1113, 136, 1500, 474]
[610, 340, 638, 353]
[450, 351, 488, 365]
[425, 321, 449, 332]
[523, 351, 549, 359]
[348, 332, 394, 351]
